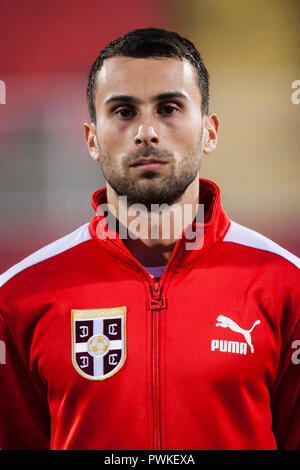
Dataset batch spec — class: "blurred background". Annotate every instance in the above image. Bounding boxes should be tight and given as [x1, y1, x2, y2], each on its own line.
[0, 0, 299, 272]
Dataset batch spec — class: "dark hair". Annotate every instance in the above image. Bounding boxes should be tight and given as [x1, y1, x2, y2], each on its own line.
[87, 27, 209, 123]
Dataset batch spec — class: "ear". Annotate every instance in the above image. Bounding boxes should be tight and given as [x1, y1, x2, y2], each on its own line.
[83, 122, 100, 161]
[202, 114, 219, 155]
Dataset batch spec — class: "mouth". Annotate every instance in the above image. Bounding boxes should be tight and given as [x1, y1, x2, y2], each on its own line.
[130, 157, 168, 171]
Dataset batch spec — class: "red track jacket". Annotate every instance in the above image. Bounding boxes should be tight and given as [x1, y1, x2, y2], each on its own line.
[0, 179, 299, 450]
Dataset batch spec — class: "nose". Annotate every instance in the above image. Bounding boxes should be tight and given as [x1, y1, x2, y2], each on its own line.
[134, 124, 159, 146]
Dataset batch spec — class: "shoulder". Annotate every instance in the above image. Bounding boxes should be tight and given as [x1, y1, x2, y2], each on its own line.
[223, 220, 300, 270]
[222, 221, 299, 335]
[0, 222, 92, 290]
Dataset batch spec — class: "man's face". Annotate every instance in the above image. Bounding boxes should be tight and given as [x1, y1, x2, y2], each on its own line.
[87, 56, 213, 207]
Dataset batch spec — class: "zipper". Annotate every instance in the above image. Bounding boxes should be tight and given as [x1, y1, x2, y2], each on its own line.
[148, 237, 181, 450]
[108, 237, 183, 450]
[149, 280, 166, 450]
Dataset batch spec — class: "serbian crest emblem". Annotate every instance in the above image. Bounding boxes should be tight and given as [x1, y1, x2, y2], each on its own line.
[71, 307, 126, 380]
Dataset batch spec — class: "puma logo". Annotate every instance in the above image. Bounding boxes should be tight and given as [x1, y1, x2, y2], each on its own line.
[215, 315, 261, 353]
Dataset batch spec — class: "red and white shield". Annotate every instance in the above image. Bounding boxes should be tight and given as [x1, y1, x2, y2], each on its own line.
[71, 307, 126, 380]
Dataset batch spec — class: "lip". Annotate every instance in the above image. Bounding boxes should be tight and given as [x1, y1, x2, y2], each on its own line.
[130, 157, 168, 170]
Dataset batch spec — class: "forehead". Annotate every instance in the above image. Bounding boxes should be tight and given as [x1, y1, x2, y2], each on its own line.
[94, 56, 201, 105]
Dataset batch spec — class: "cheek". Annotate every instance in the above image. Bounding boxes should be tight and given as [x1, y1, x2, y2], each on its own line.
[97, 120, 131, 152]
[170, 129, 201, 156]
[183, 123, 203, 153]
[166, 116, 201, 145]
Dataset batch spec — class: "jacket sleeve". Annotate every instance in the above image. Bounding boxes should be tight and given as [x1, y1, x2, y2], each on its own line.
[271, 318, 300, 450]
[0, 312, 50, 449]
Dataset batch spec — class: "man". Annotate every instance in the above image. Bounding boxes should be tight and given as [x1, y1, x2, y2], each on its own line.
[0, 28, 299, 450]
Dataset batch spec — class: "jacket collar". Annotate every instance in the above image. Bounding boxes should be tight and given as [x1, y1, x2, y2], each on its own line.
[89, 178, 230, 267]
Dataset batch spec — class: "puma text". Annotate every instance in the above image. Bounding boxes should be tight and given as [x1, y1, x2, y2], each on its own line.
[211, 339, 247, 355]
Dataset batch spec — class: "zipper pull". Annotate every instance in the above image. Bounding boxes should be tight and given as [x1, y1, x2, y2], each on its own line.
[149, 281, 166, 310]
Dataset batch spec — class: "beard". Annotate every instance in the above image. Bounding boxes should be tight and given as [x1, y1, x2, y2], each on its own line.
[99, 139, 202, 209]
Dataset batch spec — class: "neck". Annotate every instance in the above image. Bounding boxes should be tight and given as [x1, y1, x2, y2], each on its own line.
[106, 177, 200, 267]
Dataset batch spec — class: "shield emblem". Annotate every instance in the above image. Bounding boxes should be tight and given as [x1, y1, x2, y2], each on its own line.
[71, 307, 126, 380]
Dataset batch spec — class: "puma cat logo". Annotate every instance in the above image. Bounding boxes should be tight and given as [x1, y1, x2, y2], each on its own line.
[215, 315, 261, 353]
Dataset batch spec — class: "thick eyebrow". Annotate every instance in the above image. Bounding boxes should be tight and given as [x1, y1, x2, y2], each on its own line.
[104, 91, 189, 107]
[153, 92, 189, 103]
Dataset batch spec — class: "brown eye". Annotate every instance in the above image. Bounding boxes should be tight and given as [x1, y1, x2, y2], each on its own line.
[159, 104, 178, 115]
[115, 107, 136, 119]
